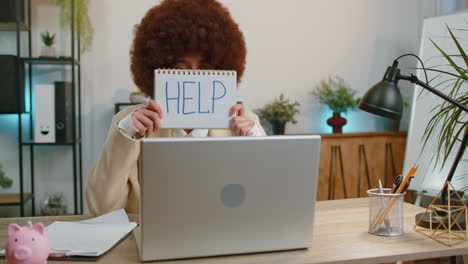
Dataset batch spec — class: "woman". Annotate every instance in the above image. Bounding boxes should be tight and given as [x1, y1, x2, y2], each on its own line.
[86, 0, 266, 216]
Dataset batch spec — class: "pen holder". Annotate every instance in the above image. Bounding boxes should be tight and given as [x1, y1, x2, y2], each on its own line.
[368, 188, 405, 236]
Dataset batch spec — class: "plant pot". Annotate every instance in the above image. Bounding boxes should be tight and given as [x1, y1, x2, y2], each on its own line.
[327, 112, 347, 133]
[270, 120, 286, 135]
[40, 206, 67, 216]
[129, 94, 150, 103]
[40, 46, 56, 57]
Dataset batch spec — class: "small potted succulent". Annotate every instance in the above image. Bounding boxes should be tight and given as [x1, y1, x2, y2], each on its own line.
[40, 193, 67, 216]
[0, 162, 13, 189]
[255, 94, 300, 135]
[40, 31, 56, 57]
[129, 91, 150, 103]
[311, 76, 359, 133]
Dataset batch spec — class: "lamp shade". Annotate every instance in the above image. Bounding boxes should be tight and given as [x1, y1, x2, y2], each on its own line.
[358, 79, 403, 120]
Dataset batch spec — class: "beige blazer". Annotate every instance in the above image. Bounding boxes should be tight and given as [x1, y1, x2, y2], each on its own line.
[85, 105, 266, 216]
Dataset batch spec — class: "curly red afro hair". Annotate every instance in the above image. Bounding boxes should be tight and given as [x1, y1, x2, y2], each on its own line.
[130, 0, 246, 98]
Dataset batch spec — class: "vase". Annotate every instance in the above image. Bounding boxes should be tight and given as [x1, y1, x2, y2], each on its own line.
[270, 120, 286, 135]
[40, 46, 56, 57]
[129, 94, 150, 103]
[40, 206, 67, 216]
[327, 112, 347, 133]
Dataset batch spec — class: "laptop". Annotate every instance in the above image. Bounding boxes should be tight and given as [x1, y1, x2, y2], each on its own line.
[134, 135, 321, 261]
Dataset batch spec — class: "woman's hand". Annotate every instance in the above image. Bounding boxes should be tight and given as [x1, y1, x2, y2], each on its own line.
[230, 104, 256, 136]
[131, 100, 164, 138]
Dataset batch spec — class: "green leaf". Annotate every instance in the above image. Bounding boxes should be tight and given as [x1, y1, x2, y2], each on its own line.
[430, 38, 467, 79]
[50, 0, 94, 54]
[0, 162, 12, 189]
[442, 120, 465, 169]
[446, 25, 468, 69]
[431, 78, 457, 89]
[255, 94, 300, 124]
[311, 76, 359, 113]
[425, 68, 464, 80]
[40, 30, 55, 47]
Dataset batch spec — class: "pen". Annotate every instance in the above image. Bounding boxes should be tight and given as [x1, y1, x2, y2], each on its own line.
[377, 165, 418, 225]
[378, 179, 391, 230]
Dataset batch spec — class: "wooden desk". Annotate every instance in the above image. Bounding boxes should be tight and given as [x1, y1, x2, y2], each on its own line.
[0, 198, 467, 264]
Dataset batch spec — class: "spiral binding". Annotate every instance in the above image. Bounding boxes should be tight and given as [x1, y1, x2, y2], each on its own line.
[155, 69, 236, 76]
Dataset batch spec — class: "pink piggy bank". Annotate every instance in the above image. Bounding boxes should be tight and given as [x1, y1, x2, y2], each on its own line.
[5, 223, 50, 264]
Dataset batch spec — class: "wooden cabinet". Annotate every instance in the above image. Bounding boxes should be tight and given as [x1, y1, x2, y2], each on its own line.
[317, 132, 407, 201]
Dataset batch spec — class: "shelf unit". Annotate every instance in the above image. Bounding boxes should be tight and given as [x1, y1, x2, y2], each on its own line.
[22, 57, 80, 65]
[21, 139, 81, 146]
[0, 22, 28, 31]
[0, 193, 33, 206]
[0, 0, 83, 216]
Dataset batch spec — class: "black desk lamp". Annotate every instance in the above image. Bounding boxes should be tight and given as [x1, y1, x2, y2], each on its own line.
[359, 54, 468, 227]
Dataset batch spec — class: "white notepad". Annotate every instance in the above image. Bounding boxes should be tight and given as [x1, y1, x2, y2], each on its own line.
[154, 69, 237, 129]
[0, 209, 137, 258]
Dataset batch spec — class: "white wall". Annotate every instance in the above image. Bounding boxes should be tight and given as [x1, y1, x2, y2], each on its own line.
[437, 0, 468, 14]
[80, 0, 438, 212]
[2, 0, 456, 214]
[81, 0, 439, 136]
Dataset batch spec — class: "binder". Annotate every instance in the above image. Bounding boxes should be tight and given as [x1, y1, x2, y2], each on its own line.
[54, 82, 73, 143]
[34, 84, 55, 143]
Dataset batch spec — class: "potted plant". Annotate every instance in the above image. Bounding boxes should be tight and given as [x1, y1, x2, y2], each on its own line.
[40, 193, 67, 216]
[311, 76, 359, 133]
[0, 162, 13, 189]
[421, 25, 467, 171]
[129, 91, 150, 103]
[255, 94, 300, 135]
[40, 31, 56, 57]
[50, 0, 94, 54]
[410, 24, 467, 250]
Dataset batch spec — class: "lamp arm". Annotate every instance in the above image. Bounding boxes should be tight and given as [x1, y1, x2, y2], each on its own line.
[398, 74, 468, 113]
[440, 128, 467, 205]
[399, 74, 467, 204]
[445, 128, 468, 183]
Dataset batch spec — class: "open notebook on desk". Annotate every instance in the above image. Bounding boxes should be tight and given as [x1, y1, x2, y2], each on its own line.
[1, 209, 137, 260]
